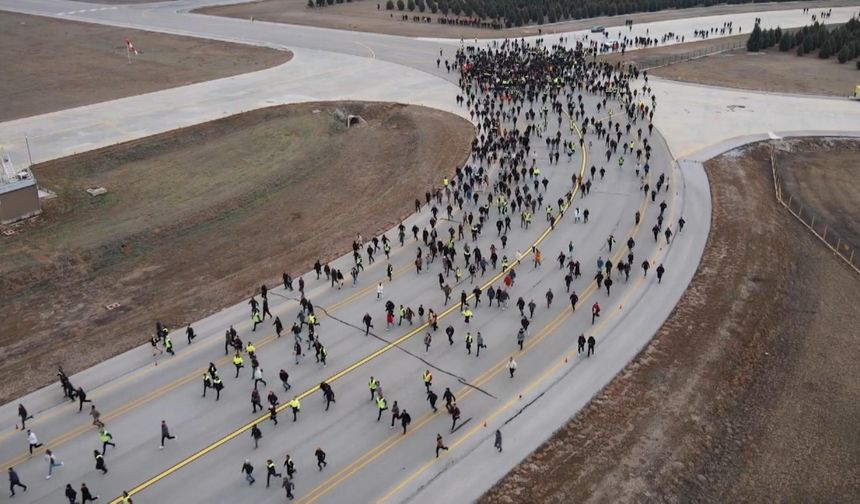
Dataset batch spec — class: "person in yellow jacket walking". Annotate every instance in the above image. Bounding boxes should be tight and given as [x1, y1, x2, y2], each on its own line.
[288, 397, 301, 422]
[233, 353, 244, 378]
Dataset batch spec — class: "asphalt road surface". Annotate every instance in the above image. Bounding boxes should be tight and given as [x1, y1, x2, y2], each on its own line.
[0, 1, 857, 503]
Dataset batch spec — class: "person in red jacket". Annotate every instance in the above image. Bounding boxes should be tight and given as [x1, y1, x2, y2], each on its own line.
[591, 302, 601, 324]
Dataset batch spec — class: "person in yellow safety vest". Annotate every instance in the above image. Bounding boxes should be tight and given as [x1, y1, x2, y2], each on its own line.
[99, 429, 116, 455]
[212, 374, 224, 401]
[546, 205, 553, 222]
[423, 370, 433, 391]
[534, 167, 541, 177]
[375, 396, 388, 422]
[307, 314, 317, 327]
[245, 341, 256, 356]
[442, 177, 449, 187]
[455, 268, 462, 282]
[251, 309, 262, 332]
[163, 335, 174, 356]
[120, 491, 133, 504]
[233, 352, 244, 378]
[288, 397, 300, 422]
[462, 308, 473, 324]
[265, 459, 282, 487]
[368, 376, 379, 401]
[464, 331, 473, 354]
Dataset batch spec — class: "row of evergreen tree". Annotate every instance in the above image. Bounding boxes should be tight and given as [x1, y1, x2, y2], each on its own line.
[308, 0, 803, 27]
[747, 17, 860, 68]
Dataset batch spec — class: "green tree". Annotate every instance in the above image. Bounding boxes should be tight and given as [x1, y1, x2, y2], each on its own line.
[819, 39, 832, 59]
[803, 35, 814, 53]
[429, 1, 438, 13]
[779, 32, 792, 51]
[386, 0, 394, 8]
[307, 0, 314, 6]
[747, 23, 762, 52]
[837, 45, 852, 63]
[407, 0, 415, 10]
[396, 0, 405, 10]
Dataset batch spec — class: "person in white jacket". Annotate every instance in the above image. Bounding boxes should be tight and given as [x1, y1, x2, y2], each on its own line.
[27, 429, 42, 455]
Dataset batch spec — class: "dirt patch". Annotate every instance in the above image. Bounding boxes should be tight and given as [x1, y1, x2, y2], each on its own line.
[482, 139, 860, 503]
[774, 137, 860, 253]
[650, 45, 860, 96]
[0, 101, 474, 404]
[0, 11, 291, 122]
[196, 0, 856, 39]
[600, 33, 747, 67]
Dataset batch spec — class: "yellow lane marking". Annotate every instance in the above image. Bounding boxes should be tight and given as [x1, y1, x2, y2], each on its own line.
[0, 262, 411, 464]
[295, 117, 593, 503]
[377, 158, 679, 504]
[108, 113, 588, 503]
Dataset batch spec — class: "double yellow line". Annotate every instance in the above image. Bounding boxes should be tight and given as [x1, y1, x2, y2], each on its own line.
[0, 260, 411, 469]
[109, 120, 588, 503]
[304, 120, 669, 504]
[378, 192, 673, 503]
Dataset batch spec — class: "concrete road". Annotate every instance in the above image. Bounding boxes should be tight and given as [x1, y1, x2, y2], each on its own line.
[0, 1, 855, 503]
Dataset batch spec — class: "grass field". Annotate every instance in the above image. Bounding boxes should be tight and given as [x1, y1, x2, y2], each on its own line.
[0, 101, 474, 403]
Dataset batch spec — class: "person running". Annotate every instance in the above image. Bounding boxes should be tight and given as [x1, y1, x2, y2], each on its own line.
[591, 302, 601, 324]
[241, 460, 255, 485]
[435, 434, 449, 457]
[587, 336, 596, 357]
[494, 429, 503, 452]
[65, 484, 78, 504]
[656, 263, 666, 283]
[213, 373, 224, 401]
[321, 382, 336, 411]
[8, 467, 27, 497]
[279, 369, 291, 392]
[45, 449, 64, 479]
[315, 447, 327, 470]
[253, 367, 267, 391]
[77, 386, 93, 412]
[577, 333, 586, 355]
[99, 428, 116, 455]
[508, 357, 518, 378]
[282, 475, 295, 500]
[375, 396, 388, 422]
[449, 402, 461, 431]
[427, 389, 439, 412]
[80, 483, 98, 503]
[289, 396, 301, 422]
[251, 424, 263, 449]
[233, 352, 245, 378]
[160, 420, 176, 449]
[265, 459, 282, 487]
[442, 387, 455, 408]
[119, 491, 133, 504]
[94, 450, 107, 474]
[400, 409, 412, 434]
[27, 429, 43, 455]
[17, 404, 33, 430]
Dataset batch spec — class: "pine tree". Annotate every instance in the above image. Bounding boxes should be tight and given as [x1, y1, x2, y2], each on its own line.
[819, 38, 832, 59]
[837, 45, 852, 63]
[779, 32, 792, 51]
[747, 24, 763, 52]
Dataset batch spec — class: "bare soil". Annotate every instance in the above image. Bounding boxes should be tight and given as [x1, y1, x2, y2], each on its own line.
[0, 102, 474, 404]
[482, 138, 860, 503]
[651, 45, 860, 96]
[196, 0, 856, 39]
[775, 137, 860, 254]
[0, 11, 291, 122]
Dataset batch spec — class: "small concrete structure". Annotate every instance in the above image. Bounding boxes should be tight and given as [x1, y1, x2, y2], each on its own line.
[0, 151, 40, 224]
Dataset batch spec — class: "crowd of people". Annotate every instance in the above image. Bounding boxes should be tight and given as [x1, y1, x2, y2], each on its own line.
[8, 34, 686, 503]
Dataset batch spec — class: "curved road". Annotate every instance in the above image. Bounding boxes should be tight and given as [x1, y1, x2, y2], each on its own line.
[0, 1, 857, 503]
